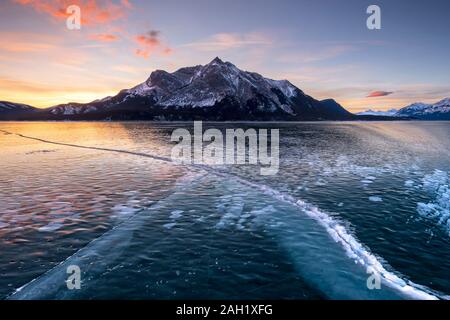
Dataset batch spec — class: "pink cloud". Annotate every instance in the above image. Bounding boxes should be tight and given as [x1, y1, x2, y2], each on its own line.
[134, 30, 172, 59]
[0, 31, 60, 53]
[88, 33, 119, 42]
[12, 0, 131, 26]
[184, 32, 272, 51]
[121, 0, 132, 9]
[367, 91, 394, 98]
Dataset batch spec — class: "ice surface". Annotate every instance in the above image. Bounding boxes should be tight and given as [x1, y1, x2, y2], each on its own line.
[0, 222, 10, 229]
[215, 195, 245, 229]
[405, 180, 415, 188]
[169, 210, 184, 219]
[163, 222, 177, 229]
[211, 176, 439, 300]
[8, 172, 441, 300]
[38, 222, 63, 232]
[417, 170, 450, 236]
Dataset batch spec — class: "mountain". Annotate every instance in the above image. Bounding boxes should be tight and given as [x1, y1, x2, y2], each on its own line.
[0, 101, 36, 112]
[356, 98, 450, 120]
[0, 101, 39, 120]
[319, 99, 355, 118]
[396, 98, 450, 120]
[357, 109, 399, 117]
[0, 58, 359, 121]
[1, 59, 448, 122]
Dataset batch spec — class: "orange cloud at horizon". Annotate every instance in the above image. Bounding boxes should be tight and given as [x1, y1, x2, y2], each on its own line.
[0, 77, 125, 108]
[0, 31, 61, 53]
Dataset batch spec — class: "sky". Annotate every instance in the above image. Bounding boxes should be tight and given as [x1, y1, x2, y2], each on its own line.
[0, 0, 449, 112]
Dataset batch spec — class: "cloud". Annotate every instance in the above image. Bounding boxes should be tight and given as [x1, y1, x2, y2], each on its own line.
[0, 41, 56, 53]
[0, 75, 135, 107]
[367, 91, 394, 98]
[88, 33, 119, 42]
[134, 30, 172, 59]
[12, 0, 131, 26]
[0, 77, 57, 94]
[0, 32, 60, 53]
[184, 32, 272, 51]
[278, 44, 357, 64]
[120, 0, 132, 9]
[331, 84, 450, 112]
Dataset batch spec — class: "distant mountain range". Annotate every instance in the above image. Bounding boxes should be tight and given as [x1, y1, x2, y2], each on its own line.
[0, 57, 356, 121]
[357, 98, 450, 120]
[0, 58, 447, 121]
[396, 98, 450, 120]
[356, 109, 399, 117]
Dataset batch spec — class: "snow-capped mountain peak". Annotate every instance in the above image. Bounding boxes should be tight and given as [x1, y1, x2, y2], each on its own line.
[357, 98, 450, 119]
[209, 56, 225, 64]
[401, 102, 430, 112]
[123, 57, 303, 110]
[434, 98, 450, 108]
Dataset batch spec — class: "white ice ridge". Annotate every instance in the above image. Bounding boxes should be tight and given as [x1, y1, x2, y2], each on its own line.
[2, 129, 442, 300]
[212, 175, 439, 300]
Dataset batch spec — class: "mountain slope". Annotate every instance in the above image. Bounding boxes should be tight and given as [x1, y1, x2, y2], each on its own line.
[319, 99, 355, 119]
[396, 98, 450, 120]
[0, 101, 39, 120]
